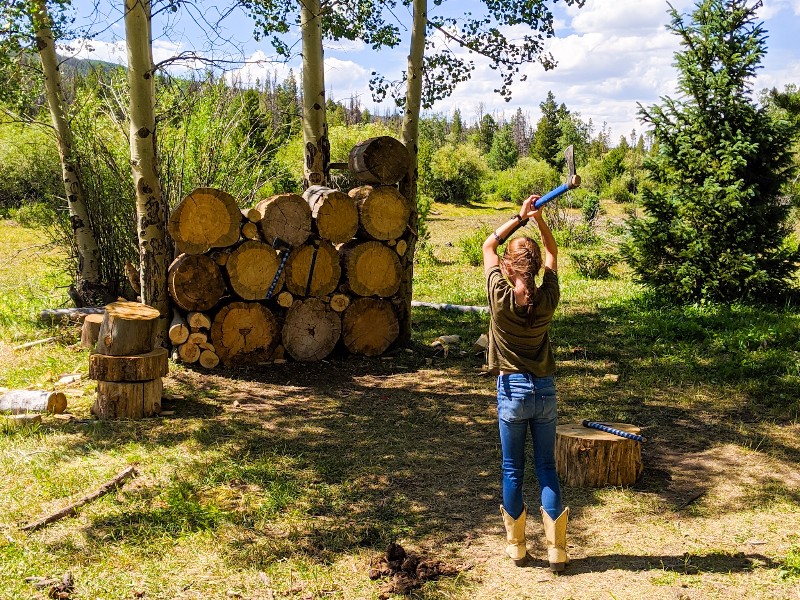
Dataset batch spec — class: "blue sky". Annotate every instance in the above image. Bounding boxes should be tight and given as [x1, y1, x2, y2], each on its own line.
[64, 0, 800, 143]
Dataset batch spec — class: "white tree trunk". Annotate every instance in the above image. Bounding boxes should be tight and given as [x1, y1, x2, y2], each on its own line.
[32, 0, 101, 287]
[300, 0, 329, 188]
[125, 0, 169, 344]
[397, 0, 426, 345]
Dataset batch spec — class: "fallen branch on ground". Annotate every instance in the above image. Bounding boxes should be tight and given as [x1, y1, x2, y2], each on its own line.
[13, 337, 57, 351]
[21, 466, 137, 532]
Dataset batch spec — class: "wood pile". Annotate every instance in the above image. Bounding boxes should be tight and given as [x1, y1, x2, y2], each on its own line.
[167, 136, 413, 367]
[89, 301, 168, 419]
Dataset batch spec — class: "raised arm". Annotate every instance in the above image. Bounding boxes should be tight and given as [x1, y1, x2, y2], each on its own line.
[482, 195, 539, 274]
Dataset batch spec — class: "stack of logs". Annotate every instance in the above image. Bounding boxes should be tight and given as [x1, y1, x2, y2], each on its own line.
[166, 136, 413, 366]
[89, 301, 169, 419]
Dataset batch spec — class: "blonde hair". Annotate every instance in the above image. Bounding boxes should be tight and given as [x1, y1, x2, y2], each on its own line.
[500, 237, 543, 326]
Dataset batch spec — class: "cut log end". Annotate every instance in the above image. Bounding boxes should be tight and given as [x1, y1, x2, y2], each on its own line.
[555, 423, 644, 488]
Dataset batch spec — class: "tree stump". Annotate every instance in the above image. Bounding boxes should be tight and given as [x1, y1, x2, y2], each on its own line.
[555, 423, 644, 487]
[256, 193, 312, 247]
[210, 301, 279, 365]
[284, 239, 341, 297]
[168, 188, 242, 255]
[341, 240, 402, 297]
[349, 185, 411, 241]
[89, 348, 168, 382]
[342, 298, 399, 356]
[92, 379, 162, 419]
[348, 136, 410, 185]
[168, 253, 226, 312]
[282, 298, 342, 361]
[303, 185, 359, 243]
[226, 240, 284, 300]
[80, 313, 103, 349]
[95, 301, 160, 357]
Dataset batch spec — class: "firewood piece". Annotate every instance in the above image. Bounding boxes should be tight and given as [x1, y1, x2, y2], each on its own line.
[226, 240, 285, 300]
[210, 249, 230, 266]
[168, 311, 190, 345]
[555, 423, 644, 487]
[88, 348, 168, 382]
[95, 301, 160, 357]
[198, 350, 220, 369]
[168, 253, 226, 312]
[284, 239, 341, 297]
[282, 298, 342, 361]
[210, 302, 279, 365]
[276, 291, 294, 308]
[330, 293, 350, 312]
[187, 332, 207, 345]
[241, 221, 261, 240]
[349, 185, 411, 241]
[395, 239, 408, 257]
[80, 314, 104, 349]
[302, 185, 359, 243]
[3, 413, 43, 427]
[178, 342, 201, 364]
[348, 136, 410, 185]
[20, 466, 137, 532]
[0, 390, 67, 414]
[186, 311, 211, 330]
[39, 307, 104, 323]
[342, 298, 399, 356]
[256, 193, 312, 248]
[340, 240, 402, 297]
[168, 188, 242, 255]
[92, 379, 162, 419]
[244, 207, 262, 222]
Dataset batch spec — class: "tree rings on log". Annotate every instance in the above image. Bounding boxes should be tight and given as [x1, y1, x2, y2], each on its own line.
[303, 186, 358, 243]
[169, 311, 190, 344]
[92, 379, 162, 419]
[168, 188, 242, 255]
[256, 193, 312, 248]
[555, 423, 644, 487]
[95, 301, 160, 357]
[226, 240, 285, 300]
[210, 302, 279, 365]
[341, 240, 402, 297]
[168, 253, 226, 312]
[282, 298, 342, 361]
[348, 136, 410, 185]
[342, 298, 399, 356]
[284, 239, 341, 297]
[349, 185, 411, 240]
[89, 348, 168, 382]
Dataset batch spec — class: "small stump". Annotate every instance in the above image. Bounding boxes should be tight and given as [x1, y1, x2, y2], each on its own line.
[555, 422, 644, 487]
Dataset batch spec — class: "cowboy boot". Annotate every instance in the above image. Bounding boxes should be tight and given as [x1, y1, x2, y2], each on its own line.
[540, 506, 569, 572]
[500, 505, 527, 564]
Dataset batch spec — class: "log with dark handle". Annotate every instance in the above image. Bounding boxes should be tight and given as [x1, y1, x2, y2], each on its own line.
[534, 145, 581, 208]
[582, 420, 647, 443]
[266, 237, 291, 299]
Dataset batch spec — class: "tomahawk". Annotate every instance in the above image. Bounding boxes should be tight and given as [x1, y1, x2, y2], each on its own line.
[534, 145, 581, 208]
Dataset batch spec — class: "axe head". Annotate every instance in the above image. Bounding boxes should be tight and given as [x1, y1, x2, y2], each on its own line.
[563, 145, 581, 190]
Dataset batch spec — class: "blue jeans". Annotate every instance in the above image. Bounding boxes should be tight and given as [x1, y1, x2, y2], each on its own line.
[497, 373, 563, 521]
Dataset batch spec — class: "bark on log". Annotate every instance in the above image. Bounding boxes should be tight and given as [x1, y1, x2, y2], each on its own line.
[284, 239, 341, 297]
[168, 253, 226, 312]
[349, 185, 411, 240]
[348, 136, 410, 185]
[226, 240, 285, 300]
[302, 186, 359, 244]
[555, 423, 644, 487]
[95, 301, 159, 357]
[342, 298, 399, 356]
[168, 311, 190, 344]
[341, 240, 402, 297]
[39, 307, 104, 323]
[256, 193, 312, 247]
[178, 342, 200, 364]
[92, 379, 162, 419]
[89, 348, 168, 382]
[80, 314, 103, 349]
[210, 302, 279, 365]
[186, 312, 211, 330]
[0, 390, 67, 414]
[168, 188, 242, 255]
[282, 298, 342, 361]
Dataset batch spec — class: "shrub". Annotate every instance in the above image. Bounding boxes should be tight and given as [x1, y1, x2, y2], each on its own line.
[485, 157, 559, 203]
[582, 193, 602, 223]
[420, 143, 486, 204]
[10, 202, 57, 229]
[0, 121, 62, 213]
[603, 176, 634, 204]
[457, 224, 493, 266]
[551, 221, 598, 248]
[570, 249, 618, 278]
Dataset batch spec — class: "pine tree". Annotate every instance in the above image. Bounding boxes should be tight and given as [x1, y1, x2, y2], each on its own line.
[532, 91, 563, 167]
[488, 124, 519, 171]
[477, 113, 497, 155]
[624, 0, 799, 303]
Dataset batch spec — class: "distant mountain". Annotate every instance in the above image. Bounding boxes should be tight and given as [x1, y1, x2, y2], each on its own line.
[58, 55, 125, 76]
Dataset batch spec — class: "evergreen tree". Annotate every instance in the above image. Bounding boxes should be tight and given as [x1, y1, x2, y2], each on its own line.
[449, 108, 463, 143]
[510, 107, 532, 156]
[477, 113, 497, 155]
[624, 0, 799, 303]
[488, 124, 519, 171]
[532, 91, 562, 167]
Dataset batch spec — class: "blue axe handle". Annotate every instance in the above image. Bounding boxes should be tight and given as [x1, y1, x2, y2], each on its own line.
[266, 249, 290, 299]
[534, 182, 571, 209]
[582, 420, 647, 443]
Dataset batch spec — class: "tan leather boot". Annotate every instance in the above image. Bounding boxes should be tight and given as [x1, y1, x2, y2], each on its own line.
[540, 506, 569, 572]
[500, 505, 527, 563]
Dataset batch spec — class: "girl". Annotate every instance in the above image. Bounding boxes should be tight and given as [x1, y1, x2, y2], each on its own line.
[481, 194, 569, 571]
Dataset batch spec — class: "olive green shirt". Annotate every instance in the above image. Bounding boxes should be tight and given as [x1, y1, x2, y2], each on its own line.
[485, 265, 559, 376]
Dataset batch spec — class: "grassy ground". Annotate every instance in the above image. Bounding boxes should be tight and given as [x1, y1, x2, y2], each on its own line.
[1, 204, 799, 600]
